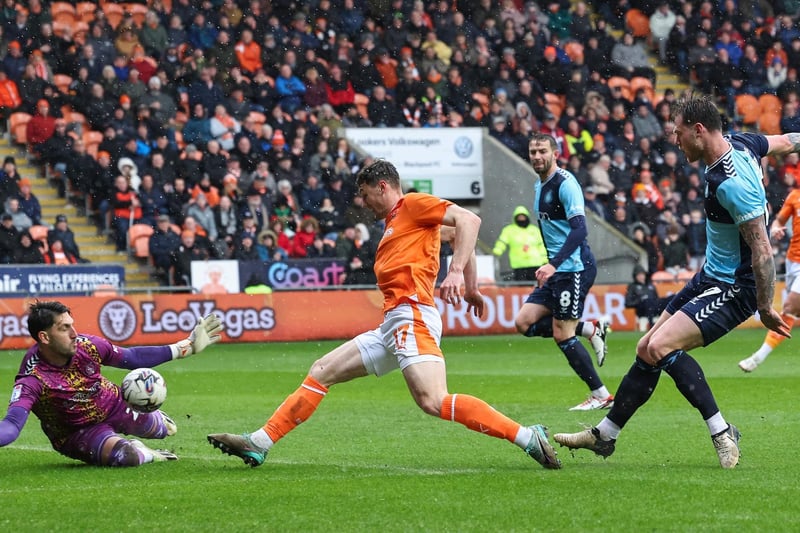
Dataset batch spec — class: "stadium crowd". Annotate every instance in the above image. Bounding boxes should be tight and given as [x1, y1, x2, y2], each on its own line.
[0, 0, 797, 288]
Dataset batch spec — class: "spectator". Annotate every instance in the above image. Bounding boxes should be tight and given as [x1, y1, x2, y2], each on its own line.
[185, 192, 218, 242]
[740, 43, 767, 96]
[275, 63, 306, 114]
[2, 41, 26, 83]
[325, 62, 356, 115]
[287, 216, 317, 258]
[170, 229, 211, 286]
[611, 32, 655, 81]
[234, 29, 262, 77]
[367, 85, 399, 127]
[344, 192, 376, 229]
[25, 99, 55, 157]
[136, 173, 167, 227]
[343, 222, 377, 285]
[15, 178, 41, 226]
[659, 223, 689, 276]
[257, 228, 288, 262]
[47, 214, 82, 262]
[649, 1, 676, 64]
[299, 174, 329, 219]
[3, 196, 32, 232]
[231, 232, 260, 261]
[43, 238, 79, 265]
[213, 194, 238, 255]
[13, 230, 44, 264]
[110, 174, 142, 253]
[625, 264, 670, 331]
[209, 104, 240, 151]
[0, 212, 19, 263]
[303, 66, 328, 112]
[684, 208, 707, 272]
[632, 103, 663, 144]
[0, 69, 21, 125]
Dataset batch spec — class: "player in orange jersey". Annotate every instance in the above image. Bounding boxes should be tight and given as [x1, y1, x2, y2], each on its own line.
[208, 159, 561, 469]
[739, 185, 800, 372]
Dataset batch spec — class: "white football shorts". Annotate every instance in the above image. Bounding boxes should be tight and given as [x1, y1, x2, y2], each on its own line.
[355, 302, 444, 377]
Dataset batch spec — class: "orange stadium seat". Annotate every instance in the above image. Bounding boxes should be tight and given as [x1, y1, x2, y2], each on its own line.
[9, 112, 31, 145]
[735, 94, 760, 126]
[630, 76, 655, 103]
[50, 2, 76, 19]
[76, 2, 98, 24]
[758, 94, 783, 134]
[544, 92, 565, 119]
[354, 93, 369, 119]
[102, 2, 125, 29]
[625, 8, 651, 38]
[127, 223, 154, 258]
[607, 76, 632, 101]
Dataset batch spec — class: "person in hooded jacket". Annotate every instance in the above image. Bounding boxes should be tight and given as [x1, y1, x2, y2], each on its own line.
[625, 264, 671, 331]
[492, 205, 547, 282]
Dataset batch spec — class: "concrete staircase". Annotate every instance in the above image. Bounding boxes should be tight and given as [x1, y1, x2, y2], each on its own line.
[0, 139, 158, 292]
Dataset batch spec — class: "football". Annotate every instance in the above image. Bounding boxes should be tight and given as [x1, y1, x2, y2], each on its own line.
[121, 368, 167, 412]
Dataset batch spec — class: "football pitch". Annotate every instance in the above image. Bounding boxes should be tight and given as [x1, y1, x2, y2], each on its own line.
[1, 329, 799, 532]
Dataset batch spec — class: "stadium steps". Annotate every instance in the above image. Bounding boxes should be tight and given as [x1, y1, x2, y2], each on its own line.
[0, 139, 158, 292]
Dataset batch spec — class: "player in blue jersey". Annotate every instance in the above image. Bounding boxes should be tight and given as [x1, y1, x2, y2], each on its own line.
[555, 94, 792, 468]
[514, 133, 613, 411]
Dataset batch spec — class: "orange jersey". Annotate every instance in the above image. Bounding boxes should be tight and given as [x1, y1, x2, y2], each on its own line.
[778, 188, 800, 263]
[374, 193, 451, 312]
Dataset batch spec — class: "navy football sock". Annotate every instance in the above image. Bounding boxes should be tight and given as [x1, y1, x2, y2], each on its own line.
[557, 336, 604, 390]
[607, 357, 661, 430]
[660, 350, 720, 420]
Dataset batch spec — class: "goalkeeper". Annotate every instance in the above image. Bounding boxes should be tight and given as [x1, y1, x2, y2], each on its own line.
[0, 301, 223, 466]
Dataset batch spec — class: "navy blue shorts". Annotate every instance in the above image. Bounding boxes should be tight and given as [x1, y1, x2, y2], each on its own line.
[665, 271, 757, 346]
[526, 263, 597, 320]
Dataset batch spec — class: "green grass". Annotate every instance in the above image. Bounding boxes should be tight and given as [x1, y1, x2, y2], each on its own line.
[2, 330, 800, 532]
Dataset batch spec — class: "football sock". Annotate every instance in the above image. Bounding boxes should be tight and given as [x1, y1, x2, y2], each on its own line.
[595, 418, 621, 441]
[577, 320, 592, 338]
[606, 357, 661, 430]
[249, 428, 273, 450]
[440, 393, 521, 443]
[660, 350, 719, 420]
[557, 336, 605, 391]
[523, 317, 553, 338]
[754, 314, 795, 363]
[591, 386, 611, 399]
[705, 412, 728, 436]
[263, 375, 328, 444]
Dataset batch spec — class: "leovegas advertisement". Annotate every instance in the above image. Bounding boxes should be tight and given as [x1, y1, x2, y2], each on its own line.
[0, 282, 784, 350]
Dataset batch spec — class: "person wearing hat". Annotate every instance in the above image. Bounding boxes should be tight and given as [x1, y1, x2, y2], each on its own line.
[492, 205, 547, 282]
[2, 41, 26, 83]
[0, 212, 19, 263]
[48, 214, 83, 262]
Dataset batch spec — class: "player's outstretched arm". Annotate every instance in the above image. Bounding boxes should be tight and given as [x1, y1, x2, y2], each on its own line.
[766, 132, 800, 157]
[0, 406, 30, 447]
[739, 217, 792, 338]
[173, 314, 224, 359]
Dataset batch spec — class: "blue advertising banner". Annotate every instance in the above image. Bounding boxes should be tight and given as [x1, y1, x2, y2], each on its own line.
[0, 264, 126, 296]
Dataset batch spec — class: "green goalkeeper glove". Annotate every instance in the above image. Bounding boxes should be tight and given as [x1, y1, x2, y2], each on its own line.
[174, 314, 223, 358]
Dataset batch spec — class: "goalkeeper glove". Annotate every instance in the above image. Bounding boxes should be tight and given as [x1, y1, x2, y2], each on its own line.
[173, 314, 223, 359]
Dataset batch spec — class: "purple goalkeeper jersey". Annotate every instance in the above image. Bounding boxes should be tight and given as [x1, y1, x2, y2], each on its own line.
[9, 334, 166, 449]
